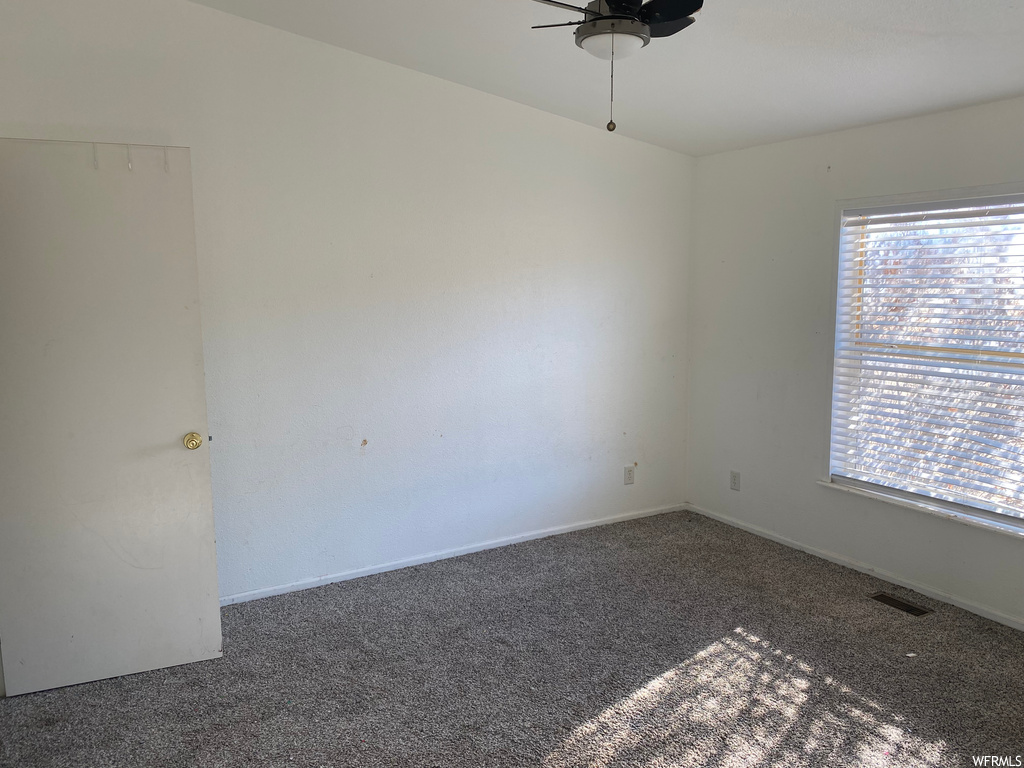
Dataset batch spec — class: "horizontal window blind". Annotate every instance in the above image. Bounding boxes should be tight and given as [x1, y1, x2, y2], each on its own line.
[830, 194, 1024, 521]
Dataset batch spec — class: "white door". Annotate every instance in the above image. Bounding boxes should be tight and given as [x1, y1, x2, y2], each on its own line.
[0, 139, 221, 696]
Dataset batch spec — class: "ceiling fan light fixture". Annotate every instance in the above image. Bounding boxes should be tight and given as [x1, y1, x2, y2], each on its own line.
[575, 18, 650, 59]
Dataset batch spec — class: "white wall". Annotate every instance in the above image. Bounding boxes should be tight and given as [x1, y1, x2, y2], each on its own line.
[0, 0, 692, 602]
[688, 96, 1024, 628]
[4, 0, 1018, 641]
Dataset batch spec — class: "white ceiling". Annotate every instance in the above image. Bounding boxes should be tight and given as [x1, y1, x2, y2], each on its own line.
[189, 0, 1024, 156]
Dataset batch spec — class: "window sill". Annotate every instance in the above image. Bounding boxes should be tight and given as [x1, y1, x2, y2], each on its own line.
[817, 478, 1024, 540]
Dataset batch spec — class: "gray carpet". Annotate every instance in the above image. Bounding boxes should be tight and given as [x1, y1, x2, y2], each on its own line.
[1, 511, 1022, 767]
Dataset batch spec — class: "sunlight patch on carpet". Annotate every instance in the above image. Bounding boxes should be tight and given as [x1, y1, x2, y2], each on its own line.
[544, 628, 949, 768]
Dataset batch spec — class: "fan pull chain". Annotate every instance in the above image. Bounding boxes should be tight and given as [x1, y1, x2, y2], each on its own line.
[607, 32, 616, 132]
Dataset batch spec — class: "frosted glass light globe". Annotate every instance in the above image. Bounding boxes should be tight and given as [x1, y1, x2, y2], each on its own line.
[580, 32, 645, 60]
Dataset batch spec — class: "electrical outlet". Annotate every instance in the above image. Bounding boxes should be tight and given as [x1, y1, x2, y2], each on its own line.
[730, 471, 741, 491]
[624, 466, 635, 485]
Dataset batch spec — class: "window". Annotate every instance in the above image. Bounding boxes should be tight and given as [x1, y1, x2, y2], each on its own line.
[829, 193, 1024, 526]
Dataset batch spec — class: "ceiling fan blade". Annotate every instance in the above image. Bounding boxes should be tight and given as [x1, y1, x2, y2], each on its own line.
[639, 0, 704, 25]
[647, 14, 695, 37]
[532, 20, 586, 28]
[530, 0, 601, 17]
[606, 0, 644, 16]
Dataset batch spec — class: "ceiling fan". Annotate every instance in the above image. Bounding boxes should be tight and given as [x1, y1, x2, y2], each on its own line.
[531, 0, 704, 130]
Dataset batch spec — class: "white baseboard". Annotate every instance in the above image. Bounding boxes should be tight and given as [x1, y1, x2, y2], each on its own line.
[219, 503, 684, 607]
[686, 502, 1024, 633]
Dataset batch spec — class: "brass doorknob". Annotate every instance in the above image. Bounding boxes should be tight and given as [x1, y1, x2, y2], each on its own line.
[183, 433, 203, 450]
